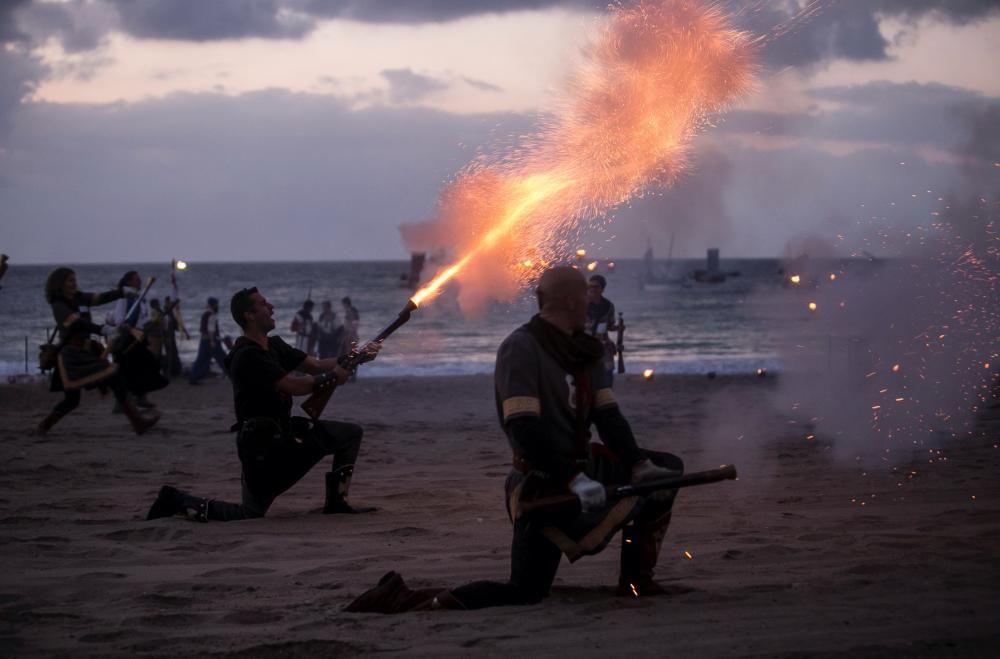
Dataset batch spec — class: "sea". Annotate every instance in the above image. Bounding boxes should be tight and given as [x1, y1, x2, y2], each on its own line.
[0, 258, 821, 379]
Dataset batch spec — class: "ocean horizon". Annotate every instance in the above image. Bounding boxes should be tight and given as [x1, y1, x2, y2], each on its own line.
[0, 257, 844, 378]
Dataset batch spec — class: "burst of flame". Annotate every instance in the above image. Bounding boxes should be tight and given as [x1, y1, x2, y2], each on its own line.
[407, 0, 757, 311]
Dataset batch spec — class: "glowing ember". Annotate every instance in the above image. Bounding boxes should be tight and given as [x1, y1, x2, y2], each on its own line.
[892, 364, 901, 373]
[829, 273, 837, 281]
[587, 260, 599, 271]
[643, 368, 655, 380]
[808, 302, 818, 311]
[683, 550, 693, 560]
[576, 249, 588, 259]
[405, 0, 758, 311]
[756, 367, 767, 377]
[630, 583, 639, 598]
[789, 275, 801, 284]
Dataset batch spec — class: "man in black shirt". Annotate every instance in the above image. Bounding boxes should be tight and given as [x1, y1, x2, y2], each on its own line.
[147, 287, 376, 521]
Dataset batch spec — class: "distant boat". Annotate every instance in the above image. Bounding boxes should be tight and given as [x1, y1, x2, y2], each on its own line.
[640, 243, 671, 291]
[399, 252, 426, 290]
[691, 248, 740, 284]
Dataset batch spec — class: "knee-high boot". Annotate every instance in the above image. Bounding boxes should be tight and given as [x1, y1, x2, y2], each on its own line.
[323, 466, 375, 514]
[618, 510, 672, 597]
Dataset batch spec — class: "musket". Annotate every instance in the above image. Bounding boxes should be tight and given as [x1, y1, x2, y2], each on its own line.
[103, 276, 157, 358]
[616, 311, 625, 374]
[301, 299, 418, 420]
[124, 276, 156, 326]
[518, 464, 737, 515]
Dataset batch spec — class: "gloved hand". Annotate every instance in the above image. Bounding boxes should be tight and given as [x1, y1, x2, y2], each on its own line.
[569, 472, 606, 512]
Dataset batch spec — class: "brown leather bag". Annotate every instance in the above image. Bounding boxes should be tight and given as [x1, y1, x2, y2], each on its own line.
[38, 343, 59, 371]
[38, 326, 59, 371]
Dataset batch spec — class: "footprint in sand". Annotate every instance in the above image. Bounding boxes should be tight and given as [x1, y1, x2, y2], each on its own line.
[137, 593, 196, 607]
[80, 630, 130, 643]
[222, 610, 280, 625]
[78, 571, 129, 580]
[198, 566, 276, 578]
[124, 612, 205, 628]
[100, 527, 191, 543]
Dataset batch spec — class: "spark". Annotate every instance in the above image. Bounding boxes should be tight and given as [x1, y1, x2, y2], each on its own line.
[406, 0, 758, 310]
[683, 550, 693, 560]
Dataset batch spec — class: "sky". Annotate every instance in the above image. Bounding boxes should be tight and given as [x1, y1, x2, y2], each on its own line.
[1, 0, 999, 264]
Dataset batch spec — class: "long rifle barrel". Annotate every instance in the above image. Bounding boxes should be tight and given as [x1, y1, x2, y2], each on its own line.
[518, 464, 737, 515]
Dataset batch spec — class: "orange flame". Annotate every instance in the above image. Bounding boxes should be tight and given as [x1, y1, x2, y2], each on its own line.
[408, 0, 757, 311]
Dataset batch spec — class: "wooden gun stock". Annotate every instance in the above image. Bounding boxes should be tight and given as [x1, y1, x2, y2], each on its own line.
[301, 378, 338, 420]
[300, 299, 417, 420]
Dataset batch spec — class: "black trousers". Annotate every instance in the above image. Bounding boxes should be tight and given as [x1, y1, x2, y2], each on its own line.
[51, 373, 129, 415]
[449, 450, 683, 609]
[205, 418, 363, 521]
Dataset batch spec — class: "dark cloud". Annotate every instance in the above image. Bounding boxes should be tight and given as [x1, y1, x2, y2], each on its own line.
[738, 0, 1000, 68]
[721, 81, 991, 155]
[0, 0, 46, 140]
[381, 68, 450, 104]
[111, 0, 314, 41]
[17, 1, 113, 53]
[298, 0, 598, 24]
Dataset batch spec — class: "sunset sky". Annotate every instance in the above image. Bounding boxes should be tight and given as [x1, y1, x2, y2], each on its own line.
[2, 0, 998, 263]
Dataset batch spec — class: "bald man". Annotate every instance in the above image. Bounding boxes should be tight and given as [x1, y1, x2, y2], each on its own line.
[346, 266, 684, 613]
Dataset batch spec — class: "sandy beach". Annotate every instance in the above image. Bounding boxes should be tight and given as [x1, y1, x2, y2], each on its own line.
[1, 372, 998, 657]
